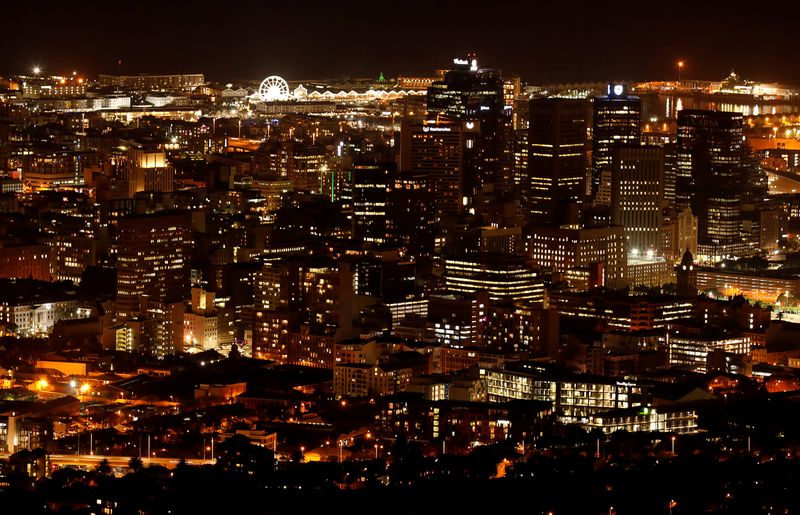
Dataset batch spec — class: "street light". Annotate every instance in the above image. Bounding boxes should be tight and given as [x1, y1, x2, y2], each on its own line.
[671, 435, 676, 454]
[677, 60, 685, 83]
[33, 66, 41, 76]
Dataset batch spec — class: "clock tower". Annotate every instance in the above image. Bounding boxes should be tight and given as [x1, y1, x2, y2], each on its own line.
[676, 248, 697, 297]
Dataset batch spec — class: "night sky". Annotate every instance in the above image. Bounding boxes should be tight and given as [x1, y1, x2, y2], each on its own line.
[6, 0, 800, 84]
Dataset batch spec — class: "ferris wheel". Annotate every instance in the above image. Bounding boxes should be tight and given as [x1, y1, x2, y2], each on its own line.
[258, 76, 290, 102]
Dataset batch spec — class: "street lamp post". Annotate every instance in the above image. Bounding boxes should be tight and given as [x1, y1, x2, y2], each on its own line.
[677, 61, 685, 83]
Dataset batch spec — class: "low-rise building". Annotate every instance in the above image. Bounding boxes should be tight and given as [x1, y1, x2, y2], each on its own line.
[486, 362, 648, 423]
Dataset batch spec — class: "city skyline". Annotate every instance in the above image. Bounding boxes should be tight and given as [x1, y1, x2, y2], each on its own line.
[6, 0, 800, 84]
[6, 8, 800, 513]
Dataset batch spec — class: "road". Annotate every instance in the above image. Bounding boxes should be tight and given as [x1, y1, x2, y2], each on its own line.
[0, 453, 214, 469]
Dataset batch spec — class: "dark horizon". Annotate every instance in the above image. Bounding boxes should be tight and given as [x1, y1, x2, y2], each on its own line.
[6, 0, 800, 85]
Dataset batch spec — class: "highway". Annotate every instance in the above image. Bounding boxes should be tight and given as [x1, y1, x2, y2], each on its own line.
[0, 453, 215, 469]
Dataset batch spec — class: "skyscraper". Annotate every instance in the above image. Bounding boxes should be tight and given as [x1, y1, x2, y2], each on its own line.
[676, 110, 744, 250]
[399, 120, 476, 221]
[352, 161, 394, 244]
[115, 210, 193, 355]
[610, 145, 665, 256]
[528, 97, 588, 224]
[115, 210, 193, 320]
[592, 83, 641, 205]
[427, 57, 509, 205]
[386, 173, 435, 258]
[513, 128, 529, 205]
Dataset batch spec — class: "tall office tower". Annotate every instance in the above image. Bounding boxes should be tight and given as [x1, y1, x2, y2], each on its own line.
[676, 110, 744, 248]
[741, 143, 768, 202]
[610, 145, 665, 256]
[352, 161, 393, 244]
[386, 173, 435, 258]
[115, 211, 193, 355]
[513, 129, 529, 205]
[663, 142, 677, 206]
[399, 120, 475, 221]
[528, 97, 588, 225]
[512, 97, 530, 131]
[592, 83, 641, 206]
[427, 57, 509, 204]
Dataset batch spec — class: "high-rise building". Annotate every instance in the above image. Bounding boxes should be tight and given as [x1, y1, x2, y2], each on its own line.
[386, 173, 435, 258]
[115, 211, 193, 320]
[252, 257, 356, 360]
[427, 57, 509, 205]
[610, 145, 665, 257]
[352, 161, 393, 244]
[513, 129, 529, 203]
[427, 57, 504, 122]
[287, 143, 328, 193]
[115, 210, 193, 355]
[124, 150, 174, 196]
[676, 110, 744, 249]
[399, 120, 476, 221]
[592, 83, 641, 205]
[528, 98, 588, 224]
